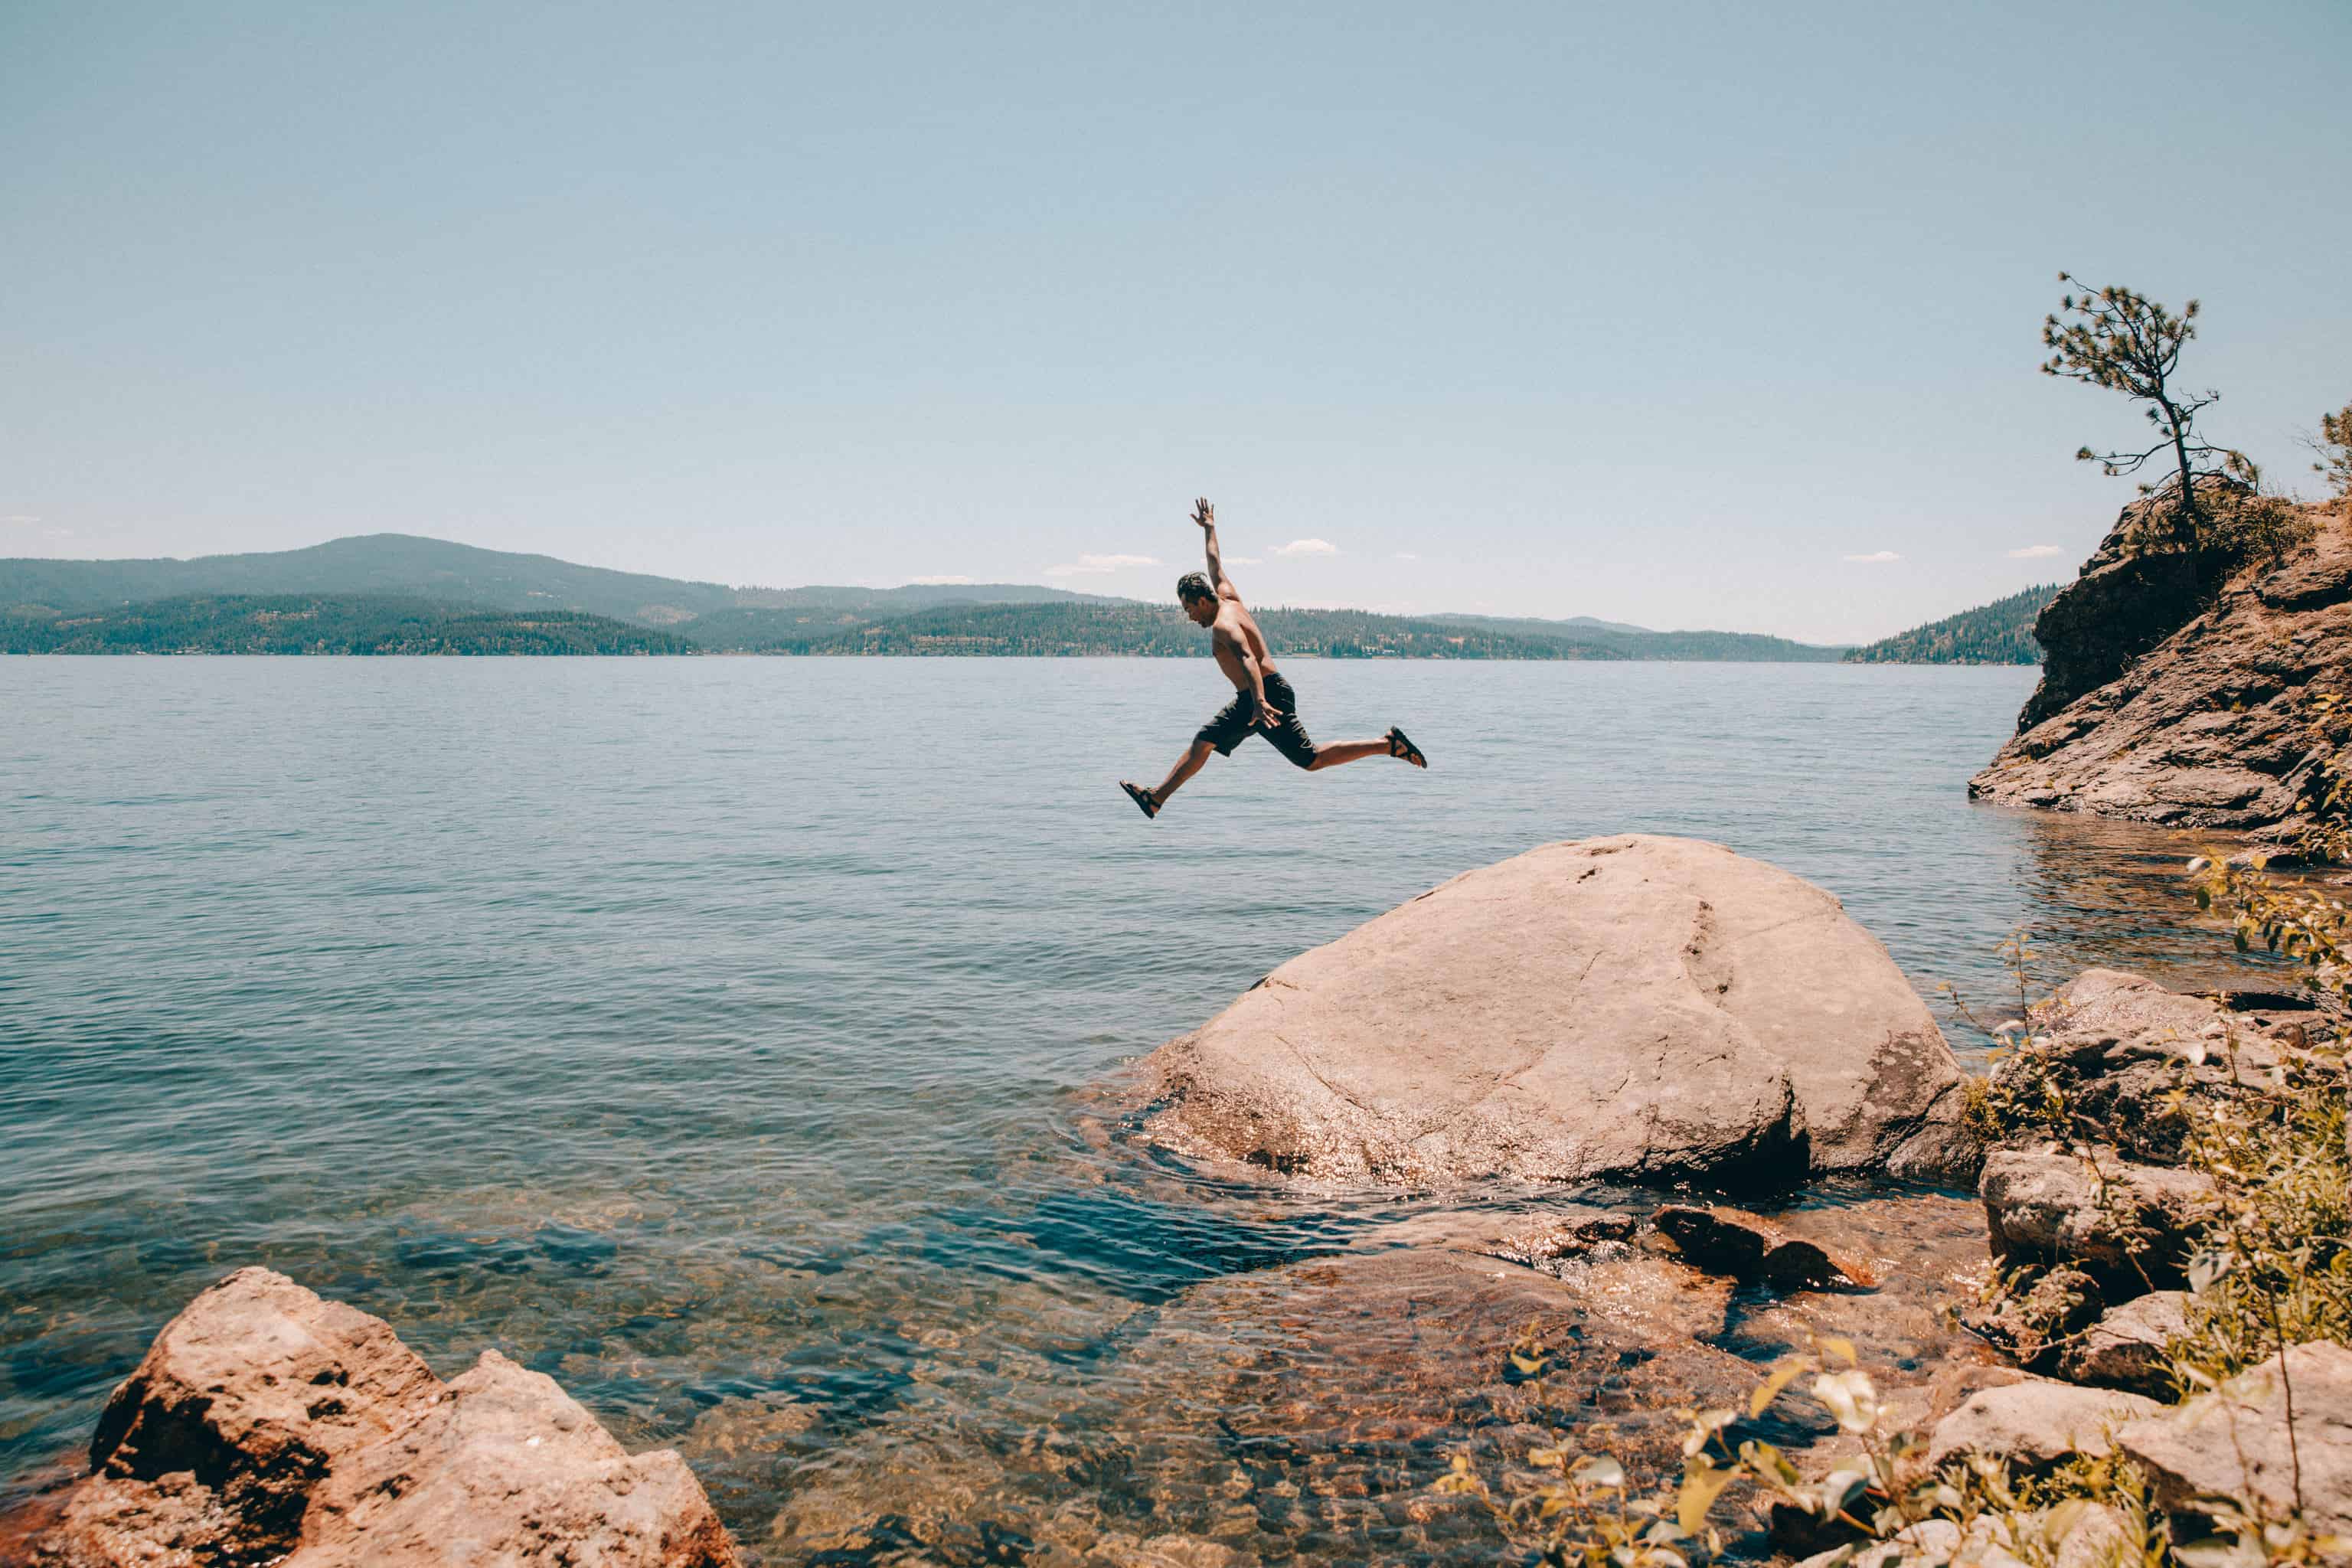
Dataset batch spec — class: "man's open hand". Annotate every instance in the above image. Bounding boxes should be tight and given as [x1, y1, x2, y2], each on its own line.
[1255, 702, 1285, 730]
[1192, 497, 1214, 530]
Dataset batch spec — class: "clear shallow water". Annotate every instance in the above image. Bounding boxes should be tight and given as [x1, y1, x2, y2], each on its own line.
[0, 658, 2268, 1559]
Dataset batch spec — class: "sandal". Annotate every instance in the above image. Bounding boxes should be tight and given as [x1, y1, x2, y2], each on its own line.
[1387, 727, 1427, 768]
[1120, 780, 1162, 818]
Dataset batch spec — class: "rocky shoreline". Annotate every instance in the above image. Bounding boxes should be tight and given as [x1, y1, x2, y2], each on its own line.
[7, 837, 2344, 1566]
[1971, 495, 2350, 838]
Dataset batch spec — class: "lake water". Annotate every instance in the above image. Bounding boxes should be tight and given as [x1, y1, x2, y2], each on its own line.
[0, 658, 2264, 1560]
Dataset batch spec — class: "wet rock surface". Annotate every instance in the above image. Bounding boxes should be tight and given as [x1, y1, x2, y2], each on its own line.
[1139, 835, 1976, 1189]
[8, 1268, 739, 1567]
[1971, 496, 2349, 831]
[1651, 1204, 1878, 1290]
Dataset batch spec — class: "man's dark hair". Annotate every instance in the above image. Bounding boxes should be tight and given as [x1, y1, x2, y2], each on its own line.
[1176, 572, 1216, 606]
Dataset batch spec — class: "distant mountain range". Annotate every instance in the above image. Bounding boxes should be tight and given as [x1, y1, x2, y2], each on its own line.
[0, 534, 1125, 624]
[1, 531, 2049, 661]
[1842, 583, 2060, 665]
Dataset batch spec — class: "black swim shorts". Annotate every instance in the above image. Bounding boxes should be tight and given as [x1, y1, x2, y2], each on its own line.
[1197, 671, 1317, 768]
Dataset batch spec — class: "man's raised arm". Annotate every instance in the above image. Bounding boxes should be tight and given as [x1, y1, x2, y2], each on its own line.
[1193, 497, 1239, 599]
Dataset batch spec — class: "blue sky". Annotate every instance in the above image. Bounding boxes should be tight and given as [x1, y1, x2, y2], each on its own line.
[4, 2, 2347, 640]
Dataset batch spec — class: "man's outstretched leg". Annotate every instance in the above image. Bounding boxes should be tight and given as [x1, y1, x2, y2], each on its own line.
[1302, 727, 1426, 772]
[1121, 738, 1214, 819]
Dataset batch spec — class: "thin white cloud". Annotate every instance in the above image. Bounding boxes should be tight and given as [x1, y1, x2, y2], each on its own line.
[1393, 550, 1420, 561]
[1044, 552, 1161, 578]
[1270, 538, 1338, 557]
[2, 514, 39, 524]
[910, 574, 975, 585]
[2007, 544, 2063, 559]
[1225, 555, 1263, 567]
[1843, 550, 1903, 564]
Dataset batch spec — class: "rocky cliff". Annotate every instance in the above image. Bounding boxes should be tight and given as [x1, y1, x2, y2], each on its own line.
[1971, 495, 2349, 833]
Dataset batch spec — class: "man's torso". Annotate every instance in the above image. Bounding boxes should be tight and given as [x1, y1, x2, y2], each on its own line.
[1213, 603, 1279, 689]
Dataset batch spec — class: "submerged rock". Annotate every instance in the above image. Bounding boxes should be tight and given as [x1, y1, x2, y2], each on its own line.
[1138, 835, 1976, 1188]
[1650, 1204, 1877, 1290]
[11, 1267, 739, 1567]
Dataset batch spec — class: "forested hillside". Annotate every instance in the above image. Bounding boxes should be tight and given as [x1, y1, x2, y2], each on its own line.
[0, 595, 694, 655]
[680, 601, 1617, 658]
[1842, 583, 2059, 665]
[1424, 612, 1844, 662]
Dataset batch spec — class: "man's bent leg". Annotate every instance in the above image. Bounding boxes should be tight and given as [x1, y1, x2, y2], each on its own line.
[1153, 739, 1217, 802]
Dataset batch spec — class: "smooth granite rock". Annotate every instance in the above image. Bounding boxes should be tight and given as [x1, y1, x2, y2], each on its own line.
[1139, 835, 1976, 1188]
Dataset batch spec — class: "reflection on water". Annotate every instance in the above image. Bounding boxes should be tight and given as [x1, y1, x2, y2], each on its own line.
[0, 658, 2291, 1561]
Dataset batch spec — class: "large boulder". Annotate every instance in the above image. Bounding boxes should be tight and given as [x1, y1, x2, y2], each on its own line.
[2117, 1341, 2352, 1548]
[11, 1267, 739, 1568]
[1138, 836, 1975, 1188]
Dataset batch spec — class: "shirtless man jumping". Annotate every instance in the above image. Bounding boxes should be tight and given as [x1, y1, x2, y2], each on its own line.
[1121, 498, 1426, 819]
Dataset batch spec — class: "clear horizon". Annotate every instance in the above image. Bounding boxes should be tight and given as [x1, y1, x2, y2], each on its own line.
[5, 2, 2347, 642]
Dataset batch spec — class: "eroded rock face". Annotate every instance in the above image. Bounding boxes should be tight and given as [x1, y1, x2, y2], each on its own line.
[2060, 1291, 2188, 1400]
[290, 1351, 740, 1567]
[2118, 1341, 2352, 1547]
[1138, 836, 1975, 1189]
[1980, 1147, 2216, 1290]
[11, 1267, 739, 1568]
[1971, 497, 2348, 831]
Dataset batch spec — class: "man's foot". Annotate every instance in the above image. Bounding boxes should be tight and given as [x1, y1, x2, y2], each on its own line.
[1121, 780, 1162, 819]
[1387, 727, 1427, 768]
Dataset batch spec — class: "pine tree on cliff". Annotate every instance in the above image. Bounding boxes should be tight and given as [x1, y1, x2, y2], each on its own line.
[2317, 402, 2352, 501]
[2039, 275, 2256, 547]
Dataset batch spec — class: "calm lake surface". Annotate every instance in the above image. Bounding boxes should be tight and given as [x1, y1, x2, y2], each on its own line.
[0, 658, 2265, 1560]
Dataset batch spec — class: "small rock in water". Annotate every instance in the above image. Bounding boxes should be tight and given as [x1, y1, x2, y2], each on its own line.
[1651, 1204, 1878, 1290]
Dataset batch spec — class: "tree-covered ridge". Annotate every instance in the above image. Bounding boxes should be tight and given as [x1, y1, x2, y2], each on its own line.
[0, 595, 696, 655]
[1841, 583, 2060, 665]
[679, 600, 1622, 658]
[1423, 612, 1844, 662]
